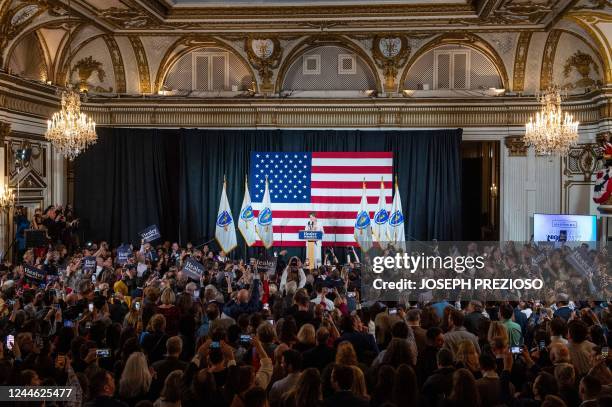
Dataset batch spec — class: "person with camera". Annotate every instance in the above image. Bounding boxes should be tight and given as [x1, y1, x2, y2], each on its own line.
[279, 257, 306, 295]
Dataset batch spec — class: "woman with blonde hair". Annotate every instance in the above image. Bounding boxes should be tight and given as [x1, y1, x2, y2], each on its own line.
[455, 340, 481, 378]
[119, 351, 152, 406]
[487, 321, 508, 346]
[294, 324, 316, 353]
[335, 341, 358, 366]
[156, 287, 180, 336]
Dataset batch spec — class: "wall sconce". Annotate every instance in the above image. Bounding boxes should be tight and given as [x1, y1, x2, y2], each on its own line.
[0, 183, 14, 212]
[490, 183, 498, 198]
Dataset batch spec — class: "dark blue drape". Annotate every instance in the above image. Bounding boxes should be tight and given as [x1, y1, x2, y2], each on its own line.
[75, 128, 462, 247]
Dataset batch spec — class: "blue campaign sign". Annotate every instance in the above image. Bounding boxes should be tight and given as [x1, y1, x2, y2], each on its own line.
[82, 256, 96, 273]
[182, 257, 205, 280]
[140, 225, 161, 243]
[117, 245, 131, 265]
[299, 230, 323, 241]
[24, 264, 46, 283]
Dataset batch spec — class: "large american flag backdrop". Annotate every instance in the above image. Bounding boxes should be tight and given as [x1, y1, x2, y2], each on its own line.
[249, 152, 393, 247]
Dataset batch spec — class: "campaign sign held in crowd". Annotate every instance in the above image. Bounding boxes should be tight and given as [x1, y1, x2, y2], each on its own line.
[116, 244, 131, 265]
[24, 264, 45, 283]
[140, 224, 161, 243]
[182, 257, 205, 280]
[82, 256, 96, 273]
[255, 257, 277, 276]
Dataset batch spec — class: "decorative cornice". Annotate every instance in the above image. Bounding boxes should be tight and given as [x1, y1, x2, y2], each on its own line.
[1, 74, 610, 129]
[504, 135, 528, 157]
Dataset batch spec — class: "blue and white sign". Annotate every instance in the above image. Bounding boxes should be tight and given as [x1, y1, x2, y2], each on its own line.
[140, 224, 161, 243]
[183, 257, 205, 280]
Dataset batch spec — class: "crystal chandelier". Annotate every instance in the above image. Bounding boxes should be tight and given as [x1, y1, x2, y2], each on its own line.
[46, 85, 97, 160]
[524, 87, 579, 156]
[0, 183, 14, 211]
[45, 0, 96, 161]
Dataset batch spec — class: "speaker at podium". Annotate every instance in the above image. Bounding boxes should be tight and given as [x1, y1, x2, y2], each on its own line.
[298, 229, 323, 270]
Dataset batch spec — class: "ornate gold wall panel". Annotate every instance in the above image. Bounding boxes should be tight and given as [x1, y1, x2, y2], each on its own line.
[102, 35, 127, 94]
[128, 35, 152, 93]
[540, 29, 562, 90]
[512, 32, 532, 92]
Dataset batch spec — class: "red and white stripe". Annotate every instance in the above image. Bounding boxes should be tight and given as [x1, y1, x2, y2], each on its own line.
[253, 152, 393, 247]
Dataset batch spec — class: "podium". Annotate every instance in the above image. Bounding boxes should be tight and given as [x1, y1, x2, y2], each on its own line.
[299, 230, 323, 270]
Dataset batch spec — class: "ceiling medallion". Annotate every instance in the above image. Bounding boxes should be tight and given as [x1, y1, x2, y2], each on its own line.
[524, 87, 579, 157]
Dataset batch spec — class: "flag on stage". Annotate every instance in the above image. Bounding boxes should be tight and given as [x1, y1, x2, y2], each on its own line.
[215, 178, 237, 253]
[354, 181, 374, 251]
[372, 178, 389, 247]
[389, 177, 406, 250]
[239, 179, 258, 247]
[256, 176, 274, 248]
[249, 152, 392, 246]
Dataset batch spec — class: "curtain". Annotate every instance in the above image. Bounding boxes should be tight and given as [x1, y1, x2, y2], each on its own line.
[74, 128, 180, 246]
[75, 128, 462, 247]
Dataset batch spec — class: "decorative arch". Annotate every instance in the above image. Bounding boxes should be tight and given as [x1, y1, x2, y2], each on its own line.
[155, 36, 258, 93]
[275, 34, 382, 94]
[3, 17, 77, 71]
[6, 30, 48, 82]
[552, 29, 606, 90]
[399, 33, 510, 91]
[562, 15, 611, 85]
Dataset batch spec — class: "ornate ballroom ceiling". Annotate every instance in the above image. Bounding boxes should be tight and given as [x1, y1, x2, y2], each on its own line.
[0, 0, 610, 129]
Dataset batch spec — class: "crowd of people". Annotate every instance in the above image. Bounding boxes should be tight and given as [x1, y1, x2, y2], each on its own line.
[0, 225, 611, 406]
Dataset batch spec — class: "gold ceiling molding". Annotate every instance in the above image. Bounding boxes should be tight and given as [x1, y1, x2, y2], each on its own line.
[7, 0, 571, 33]
[512, 32, 532, 92]
[102, 35, 126, 94]
[153, 35, 258, 93]
[539, 29, 562, 90]
[274, 34, 383, 94]
[128, 35, 152, 93]
[398, 32, 510, 91]
[162, 3, 474, 20]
